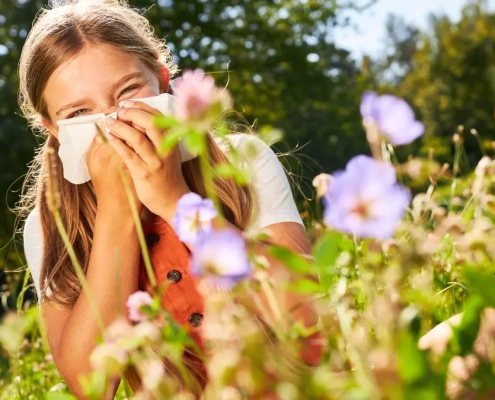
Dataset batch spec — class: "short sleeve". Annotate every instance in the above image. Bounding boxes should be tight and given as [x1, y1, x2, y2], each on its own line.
[224, 134, 303, 231]
[23, 208, 43, 303]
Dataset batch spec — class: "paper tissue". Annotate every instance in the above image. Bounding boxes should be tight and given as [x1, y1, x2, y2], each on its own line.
[56, 93, 195, 184]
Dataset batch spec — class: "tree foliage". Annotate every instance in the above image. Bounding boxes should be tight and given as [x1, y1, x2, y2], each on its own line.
[380, 1, 495, 168]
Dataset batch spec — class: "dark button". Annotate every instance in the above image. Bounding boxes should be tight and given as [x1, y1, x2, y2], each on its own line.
[145, 233, 160, 247]
[189, 313, 203, 327]
[167, 270, 182, 283]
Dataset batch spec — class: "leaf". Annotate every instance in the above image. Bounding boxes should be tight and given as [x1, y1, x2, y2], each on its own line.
[183, 129, 207, 154]
[450, 296, 483, 356]
[159, 128, 183, 154]
[313, 231, 341, 272]
[464, 269, 495, 307]
[398, 331, 429, 384]
[154, 114, 179, 129]
[215, 162, 249, 185]
[268, 246, 313, 275]
[286, 278, 321, 294]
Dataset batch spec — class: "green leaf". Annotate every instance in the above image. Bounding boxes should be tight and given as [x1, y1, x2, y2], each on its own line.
[313, 231, 341, 272]
[286, 278, 321, 294]
[464, 269, 495, 307]
[183, 129, 206, 154]
[268, 246, 313, 274]
[159, 128, 183, 154]
[398, 331, 429, 384]
[154, 114, 179, 129]
[450, 296, 483, 356]
[214, 163, 249, 185]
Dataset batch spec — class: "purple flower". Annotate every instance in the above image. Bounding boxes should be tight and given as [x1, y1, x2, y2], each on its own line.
[191, 229, 251, 289]
[172, 192, 218, 244]
[323, 155, 410, 239]
[360, 91, 424, 146]
[126, 291, 153, 323]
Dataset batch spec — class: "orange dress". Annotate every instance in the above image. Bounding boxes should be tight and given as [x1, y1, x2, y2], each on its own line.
[138, 215, 208, 389]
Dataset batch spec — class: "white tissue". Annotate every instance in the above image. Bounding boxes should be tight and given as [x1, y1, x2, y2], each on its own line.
[56, 93, 196, 184]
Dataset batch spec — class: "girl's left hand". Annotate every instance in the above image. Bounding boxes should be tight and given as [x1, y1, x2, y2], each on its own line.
[105, 100, 190, 221]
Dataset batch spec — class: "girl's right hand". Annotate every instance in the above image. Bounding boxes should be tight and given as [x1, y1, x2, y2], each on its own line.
[87, 131, 142, 212]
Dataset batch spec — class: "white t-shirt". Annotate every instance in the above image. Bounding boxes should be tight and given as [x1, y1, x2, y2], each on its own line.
[23, 133, 303, 302]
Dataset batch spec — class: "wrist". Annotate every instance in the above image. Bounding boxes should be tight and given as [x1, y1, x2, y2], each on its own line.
[156, 183, 191, 223]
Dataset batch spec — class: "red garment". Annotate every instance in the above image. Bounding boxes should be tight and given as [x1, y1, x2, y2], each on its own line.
[138, 216, 207, 389]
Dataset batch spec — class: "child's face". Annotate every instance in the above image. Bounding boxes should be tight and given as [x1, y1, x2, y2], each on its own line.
[43, 43, 161, 132]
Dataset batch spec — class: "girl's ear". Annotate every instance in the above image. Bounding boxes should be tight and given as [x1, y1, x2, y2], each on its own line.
[160, 67, 170, 94]
[42, 117, 58, 138]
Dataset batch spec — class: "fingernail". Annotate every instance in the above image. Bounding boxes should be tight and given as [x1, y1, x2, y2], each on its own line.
[106, 116, 116, 126]
[122, 100, 134, 108]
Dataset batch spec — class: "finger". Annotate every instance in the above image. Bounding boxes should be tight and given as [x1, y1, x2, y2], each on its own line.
[106, 117, 159, 167]
[116, 106, 166, 148]
[107, 135, 147, 176]
[119, 99, 161, 117]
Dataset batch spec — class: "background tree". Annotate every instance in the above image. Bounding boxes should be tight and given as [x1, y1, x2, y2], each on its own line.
[379, 0, 495, 168]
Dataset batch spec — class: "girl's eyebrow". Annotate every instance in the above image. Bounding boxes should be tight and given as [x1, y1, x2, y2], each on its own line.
[55, 71, 145, 116]
[56, 97, 90, 117]
[109, 71, 144, 93]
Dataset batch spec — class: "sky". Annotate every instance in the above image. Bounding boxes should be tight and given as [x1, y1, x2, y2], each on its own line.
[333, 0, 494, 59]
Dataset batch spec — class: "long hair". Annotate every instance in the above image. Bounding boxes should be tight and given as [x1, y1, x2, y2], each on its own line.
[17, 0, 252, 308]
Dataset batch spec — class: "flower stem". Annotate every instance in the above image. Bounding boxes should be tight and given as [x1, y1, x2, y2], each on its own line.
[52, 208, 105, 331]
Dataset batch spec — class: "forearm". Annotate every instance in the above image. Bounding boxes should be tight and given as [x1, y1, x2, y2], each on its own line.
[241, 242, 323, 365]
[56, 205, 141, 392]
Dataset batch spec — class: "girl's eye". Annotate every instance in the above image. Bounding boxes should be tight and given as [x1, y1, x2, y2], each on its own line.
[119, 84, 141, 97]
[68, 109, 89, 118]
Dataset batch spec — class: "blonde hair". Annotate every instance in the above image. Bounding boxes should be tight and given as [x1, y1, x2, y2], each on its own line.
[17, 0, 252, 308]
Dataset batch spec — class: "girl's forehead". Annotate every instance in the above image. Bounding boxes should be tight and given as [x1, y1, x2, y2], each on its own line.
[43, 45, 153, 118]
[47, 45, 143, 90]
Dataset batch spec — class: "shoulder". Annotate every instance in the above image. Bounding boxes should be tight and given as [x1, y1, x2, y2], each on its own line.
[216, 134, 303, 231]
[216, 133, 273, 161]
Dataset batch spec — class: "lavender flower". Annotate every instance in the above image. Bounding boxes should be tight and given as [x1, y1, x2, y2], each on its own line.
[191, 229, 251, 289]
[126, 291, 153, 323]
[172, 192, 218, 244]
[323, 155, 410, 239]
[360, 91, 424, 146]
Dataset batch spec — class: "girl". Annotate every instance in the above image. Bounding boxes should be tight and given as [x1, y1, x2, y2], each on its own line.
[19, 0, 322, 397]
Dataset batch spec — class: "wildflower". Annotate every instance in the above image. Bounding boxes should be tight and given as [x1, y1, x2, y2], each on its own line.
[140, 359, 165, 391]
[191, 229, 251, 289]
[90, 342, 128, 376]
[323, 155, 410, 239]
[173, 69, 231, 122]
[360, 91, 424, 146]
[312, 173, 333, 201]
[133, 321, 161, 344]
[0, 313, 29, 355]
[104, 318, 134, 344]
[126, 291, 153, 323]
[172, 192, 218, 244]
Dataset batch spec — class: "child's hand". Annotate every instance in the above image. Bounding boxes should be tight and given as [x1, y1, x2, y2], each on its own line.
[104, 100, 191, 220]
[87, 129, 141, 213]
